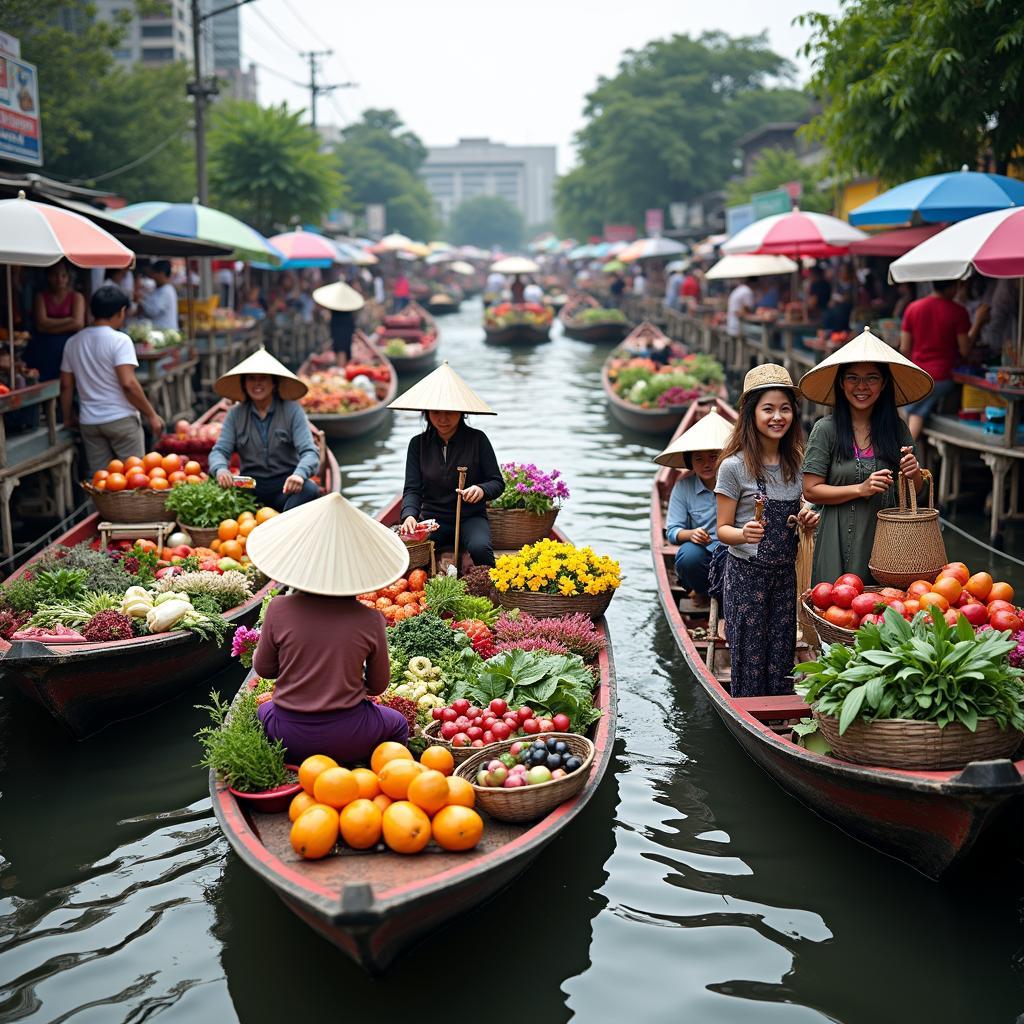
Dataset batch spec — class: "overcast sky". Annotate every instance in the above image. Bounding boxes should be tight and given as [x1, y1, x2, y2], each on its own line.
[239, 0, 840, 171]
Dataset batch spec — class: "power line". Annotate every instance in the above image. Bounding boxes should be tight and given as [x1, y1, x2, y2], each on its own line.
[279, 0, 323, 46]
[247, 58, 306, 89]
[251, 4, 302, 53]
[300, 50, 355, 129]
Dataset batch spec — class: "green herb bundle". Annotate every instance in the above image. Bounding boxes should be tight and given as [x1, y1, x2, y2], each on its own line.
[423, 575, 499, 625]
[164, 481, 257, 528]
[387, 611, 470, 666]
[794, 609, 1024, 735]
[195, 688, 287, 792]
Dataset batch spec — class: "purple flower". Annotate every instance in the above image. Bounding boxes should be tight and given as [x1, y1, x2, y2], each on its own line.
[232, 625, 261, 668]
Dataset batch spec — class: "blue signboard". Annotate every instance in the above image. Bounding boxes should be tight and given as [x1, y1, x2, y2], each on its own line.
[0, 50, 42, 166]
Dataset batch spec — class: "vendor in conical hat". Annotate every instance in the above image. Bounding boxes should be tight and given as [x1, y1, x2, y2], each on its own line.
[313, 280, 364, 369]
[248, 493, 412, 763]
[390, 362, 503, 567]
[208, 348, 322, 512]
[654, 405, 733, 601]
[799, 327, 932, 586]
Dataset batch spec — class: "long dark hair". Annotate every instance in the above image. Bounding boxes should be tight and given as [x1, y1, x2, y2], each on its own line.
[832, 362, 900, 467]
[719, 387, 804, 484]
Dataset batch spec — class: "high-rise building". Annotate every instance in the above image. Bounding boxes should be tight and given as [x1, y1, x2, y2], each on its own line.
[421, 138, 557, 227]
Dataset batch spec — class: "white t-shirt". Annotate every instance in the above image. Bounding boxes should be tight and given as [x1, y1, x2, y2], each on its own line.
[61, 325, 140, 425]
[140, 282, 179, 329]
[633, 274, 647, 296]
[523, 283, 544, 303]
[486, 272, 506, 294]
[726, 283, 754, 336]
[373, 276, 386, 304]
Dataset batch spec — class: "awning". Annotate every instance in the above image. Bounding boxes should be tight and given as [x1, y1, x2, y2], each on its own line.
[847, 224, 946, 258]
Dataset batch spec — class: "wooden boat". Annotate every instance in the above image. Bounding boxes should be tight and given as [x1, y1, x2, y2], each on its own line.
[651, 400, 1024, 878]
[210, 494, 617, 971]
[426, 292, 461, 317]
[298, 333, 397, 439]
[559, 293, 630, 344]
[483, 322, 552, 345]
[371, 301, 441, 374]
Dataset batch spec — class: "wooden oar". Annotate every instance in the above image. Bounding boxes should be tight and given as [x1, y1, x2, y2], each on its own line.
[451, 466, 468, 577]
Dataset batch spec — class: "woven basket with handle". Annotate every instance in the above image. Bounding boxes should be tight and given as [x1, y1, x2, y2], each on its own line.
[496, 587, 613, 621]
[488, 507, 558, 550]
[180, 523, 221, 548]
[801, 586, 889, 646]
[402, 538, 435, 573]
[84, 483, 170, 524]
[814, 710, 1022, 770]
[454, 733, 595, 822]
[420, 719, 499, 764]
[868, 470, 946, 589]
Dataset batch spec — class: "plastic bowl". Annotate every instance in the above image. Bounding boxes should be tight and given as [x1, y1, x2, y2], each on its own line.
[229, 765, 300, 814]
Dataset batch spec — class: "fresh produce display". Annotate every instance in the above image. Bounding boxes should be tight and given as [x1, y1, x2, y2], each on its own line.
[204, 509, 279, 563]
[299, 364, 392, 415]
[429, 696, 572, 748]
[606, 351, 725, 409]
[491, 611, 606, 660]
[159, 418, 223, 460]
[89, 452, 209, 493]
[357, 569, 428, 624]
[162, 481, 261, 529]
[422, 573, 500, 624]
[475, 738, 584, 788]
[390, 656, 447, 711]
[484, 302, 553, 329]
[489, 462, 570, 515]
[126, 322, 184, 350]
[375, 309, 437, 356]
[387, 611, 470, 667]
[490, 539, 621, 598]
[568, 307, 627, 326]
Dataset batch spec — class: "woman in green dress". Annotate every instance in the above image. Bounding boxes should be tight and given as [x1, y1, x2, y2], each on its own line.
[799, 327, 934, 586]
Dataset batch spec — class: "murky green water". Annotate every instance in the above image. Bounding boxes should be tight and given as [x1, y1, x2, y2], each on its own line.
[2, 299, 1023, 1023]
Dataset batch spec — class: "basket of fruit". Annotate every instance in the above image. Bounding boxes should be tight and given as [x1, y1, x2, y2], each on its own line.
[802, 574, 895, 645]
[455, 734, 594, 822]
[86, 454, 209, 523]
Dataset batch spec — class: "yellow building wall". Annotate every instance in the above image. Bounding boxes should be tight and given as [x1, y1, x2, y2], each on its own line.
[836, 179, 882, 223]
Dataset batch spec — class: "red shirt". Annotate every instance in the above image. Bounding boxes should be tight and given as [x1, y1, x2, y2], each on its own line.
[901, 294, 970, 381]
[393, 276, 410, 298]
[681, 275, 700, 298]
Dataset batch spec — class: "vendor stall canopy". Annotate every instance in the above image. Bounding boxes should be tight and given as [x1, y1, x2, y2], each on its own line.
[389, 360, 495, 415]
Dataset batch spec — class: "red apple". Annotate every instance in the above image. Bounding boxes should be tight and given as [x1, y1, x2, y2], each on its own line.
[887, 600, 907, 617]
[990, 609, 1023, 633]
[832, 584, 858, 610]
[810, 582, 834, 610]
[959, 603, 988, 627]
[836, 573, 864, 594]
[943, 608, 962, 627]
[852, 592, 882, 618]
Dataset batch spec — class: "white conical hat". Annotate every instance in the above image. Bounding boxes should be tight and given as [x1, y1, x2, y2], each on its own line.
[245, 493, 409, 597]
[799, 326, 934, 406]
[654, 407, 734, 468]
[215, 347, 307, 402]
[388, 360, 495, 415]
[313, 281, 365, 312]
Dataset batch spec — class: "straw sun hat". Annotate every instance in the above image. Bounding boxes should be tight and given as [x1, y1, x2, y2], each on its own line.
[245, 492, 410, 597]
[739, 362, 796, 404]
[653, 407, 734, 469]
[214, 348, 307, 402]
[313, 281, 365, 312]
[798, 326, 934, 406]
[388, 361, 496, 415]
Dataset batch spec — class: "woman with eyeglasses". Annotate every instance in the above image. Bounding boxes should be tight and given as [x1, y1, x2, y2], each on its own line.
[799, 328, 934, 586]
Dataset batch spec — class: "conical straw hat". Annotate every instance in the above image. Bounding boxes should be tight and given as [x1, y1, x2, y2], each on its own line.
[215, 347, 307, 402]
[739, 362, 795, 405]
[653, 407, 734, 468]
[798, 326, 934, 406]
[389, 360, 496, 415]
[245, 493, 410, 597]
[313, 281, 365, 312]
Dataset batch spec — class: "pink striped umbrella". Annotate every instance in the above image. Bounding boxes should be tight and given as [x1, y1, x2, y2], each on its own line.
[722, 209, 868, 257]
[267, 229, 342, 267]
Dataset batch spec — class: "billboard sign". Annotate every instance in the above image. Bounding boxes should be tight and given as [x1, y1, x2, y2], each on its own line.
[752, 188, 792, 220]
[725, 203, 755, 237]
[645, 207, 664, 235]
[604, 223, 636, 243]
[0, 35, 41, 166]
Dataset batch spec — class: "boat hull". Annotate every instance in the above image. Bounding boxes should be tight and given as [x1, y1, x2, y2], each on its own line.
[384, 346, 439, 374]
[483, 324, 551, 346]
[562, 320, 629, 344]
[300, 341, 398, 439]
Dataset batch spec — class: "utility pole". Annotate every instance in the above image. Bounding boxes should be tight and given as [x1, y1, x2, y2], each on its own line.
[300, 50, 355, 129]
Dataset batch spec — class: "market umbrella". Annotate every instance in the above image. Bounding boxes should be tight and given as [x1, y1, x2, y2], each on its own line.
[705, 254, 799, 280]
[602, 259, 626, 273]
[847, 224, 945, 258]
[266, 228, 343, 268]
[619, 236, 687, 262]
[490, 256, 539, 275]
[890, 207, 1024, 361]
[449, 260, 475, 275]
[722, 209, 867, 257]
[849, 169, 1024, 226]
[113, 200, 282, 263]
[0, 191, 134, 387]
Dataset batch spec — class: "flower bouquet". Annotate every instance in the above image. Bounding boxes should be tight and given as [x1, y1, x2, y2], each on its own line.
[488, 463, 570, 549]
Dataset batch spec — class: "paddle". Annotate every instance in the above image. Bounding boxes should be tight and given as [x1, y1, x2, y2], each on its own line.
[448, 466, 468, 577]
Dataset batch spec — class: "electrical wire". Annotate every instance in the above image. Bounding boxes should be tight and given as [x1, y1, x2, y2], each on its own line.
[79, 127, 191, 184]
[940, 516, 1024, 568]
[251, 5, 302, 53]
[247, 58, 306, 89]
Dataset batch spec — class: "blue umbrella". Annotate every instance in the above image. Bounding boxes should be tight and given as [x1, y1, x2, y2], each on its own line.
[849, 169, 1024, 226]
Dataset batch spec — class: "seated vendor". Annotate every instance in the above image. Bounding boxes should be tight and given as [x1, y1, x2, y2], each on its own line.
[390, 361, 503, 567]
[655, 407, 733, 601]
[313, 280, 364, 369]
[208, 348, 321, 512]
[250, 493, 411, 764]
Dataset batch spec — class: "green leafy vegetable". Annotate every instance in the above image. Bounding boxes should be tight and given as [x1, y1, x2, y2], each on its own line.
[195, 688, 287, 792]
[423, 575, 499, 625]
[164, 481, 258, 528]
[387, 611, 470, 667]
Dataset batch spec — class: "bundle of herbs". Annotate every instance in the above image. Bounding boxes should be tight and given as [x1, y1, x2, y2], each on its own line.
[423, 575, 499, 625]
[164, 481, 257, 528]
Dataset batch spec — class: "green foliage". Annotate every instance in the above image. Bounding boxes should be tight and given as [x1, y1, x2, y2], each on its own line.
[163, 481, 257, 528]
[29, 591, 119, 628]
[209, 101, 344, 235]
[180, 610, 231, 644]
[794, 609, 1024, 734]
[573, 307, 627, 325]
[556, 32, 811, 236]
[33, 544, 133, 594]
[387, 611, 469, 666]
[449, 195, 525, 250]
[0, 576, 43, 614]
[726, 147, 833, 214]
[798, 1, 1024, 180]
[423, 576, 499, 625]
[34, 568, 88, 603]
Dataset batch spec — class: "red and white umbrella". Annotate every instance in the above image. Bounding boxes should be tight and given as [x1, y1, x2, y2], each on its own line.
[267, 229, 343, 267]
[722, 209, 867, 258]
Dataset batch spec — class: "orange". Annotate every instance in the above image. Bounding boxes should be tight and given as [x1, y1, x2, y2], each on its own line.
[161, 453, 182, 474]
[218, 519, 239, 541]
[94, 479, 107, 491]
[298, 753, 338, 795]
[290, 804, 339, 859]
[168, 470, 187, 484]
[149, 477, 170, 490]
[966, 572, 994, 601]
[107, 459, 125, 474]
[124, 455, 143, 470]
[372, 793, 394, 813]
[378, 759, 425, 800]
[185, 474, 203, 484]
[148, 466, 167, 479]
[351, 767, 381, 799]
[238, 511, 256, 523]
[92, 469, 109, 485]
[906, 580, 932, 599]
[431, 805, 483, 851]
[106, 472, 127, 492]
[919, 592, 950, 613]
[220, 539, 244, 561]
[238, 519, 257, 538]
[406, 769, 450, 815]
[371, 741, 414, 776]
[210, 539, 221, 552]
[126, 472, 150, 490]
[381, 800, 431, 854]
[288, 791, 318, 822]
[420, 745, 455, 777]
[931, 576, 962, 604]
[312, 766, 360, 809]
[339, 798, 383, 849]
[256, 506, 279, 524]
[142, 451, 163, 471]
[184, 460, 202, 476]
[940, 562, 970, 585]
[989, 581, 1015, 604]
[445, 776, 475, 809]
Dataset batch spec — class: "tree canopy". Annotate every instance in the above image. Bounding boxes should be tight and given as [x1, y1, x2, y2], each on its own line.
[449, 195, 524, 249]
[556, 32, 811, 237]
[726, 147, 832, 213]
[209, 101, 343, 235]
[798, 0, 1024, 181]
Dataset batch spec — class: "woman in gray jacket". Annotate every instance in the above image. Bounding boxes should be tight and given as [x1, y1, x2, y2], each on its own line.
[208, 349, 321, 512]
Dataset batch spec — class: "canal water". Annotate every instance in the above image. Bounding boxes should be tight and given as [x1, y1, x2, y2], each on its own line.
[2, 299, 1023, 1023]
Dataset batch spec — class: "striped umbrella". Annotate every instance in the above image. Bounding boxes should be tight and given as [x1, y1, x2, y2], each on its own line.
[722, 209, 867, 257]
[267, 229, 342, 268]
[619, 236, 687, 262]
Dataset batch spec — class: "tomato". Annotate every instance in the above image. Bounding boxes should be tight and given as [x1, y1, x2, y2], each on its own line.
[990, 609, 1023, 633]
[931, 575, 962, 604]
[965, 572, 993, 601]
[986, 600, 1016, 618]
[522, 718, 540, 734]
[906, 580, 932, 599]
[919, 592, 949, 613]
[903, 599, 921, 616]
[810, 582, 833, 610]
[408, 569, 427, 591]
[939, 562, 969, 585]
[835, 573, 864, 594]
[988, 582, 1015, 604]
[552, 713, 571, 731]
[393, 578, 409, 593]
[126, 472, 149, 490]
[489, 699, 508, 715]
[831, 584, 858, 609]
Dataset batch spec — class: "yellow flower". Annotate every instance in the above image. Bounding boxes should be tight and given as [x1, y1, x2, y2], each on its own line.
[558, 576, 577, 596]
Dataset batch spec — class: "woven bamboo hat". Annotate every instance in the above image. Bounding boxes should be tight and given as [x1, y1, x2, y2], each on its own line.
[798, 326, 934, 406]
[389, 360, 496, 415]
[215, 347, 307, 402]
[653, 407, 734, 468]
[245, 492, 409, 597]
[313, 281, 365, 312]
[739, 362, 796, 405]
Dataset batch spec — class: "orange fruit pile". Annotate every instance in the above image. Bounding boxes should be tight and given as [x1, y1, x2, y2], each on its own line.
[92, 453, 207, 492]
[209, 508, 278, 562]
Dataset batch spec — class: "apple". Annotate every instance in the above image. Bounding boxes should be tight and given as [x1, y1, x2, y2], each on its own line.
[859, 613, 883, 626]
[476, 769, 490, 786]
[489, 699, 508, 715]
[852, 592, 881, 618]
[471, 739, 484, 748]
[509, 741, 526, 756]
[887, 600, 906, 617]
[831, 584, 858, 610]
[517, 706, 534, 723]
[483, 730, 495, 744]
[431, 707, 444, 721]
[486, 764, 508, 786]
[551, 769, 567, 780]
[960, 602, 988, 627]
[810, 582, 834, 610]
[522, 718, 540, 734]
[440, 721, 458, 740]
[943, 608, 962, 627]
[538, 719, 556, 733]
[452, 698, 470, 715]
[503, 775, 525, 788]
[878, 587, 906, 603]
[441, 707, 458, 723]
[492, 722, 511, 740]
[987, 600, 1016, 618]
[452, 732, 470, 747]
[526, 766, 553, 785]
[466, 726, 483, 741]
[454, 715, 470, 731]
[552, 713, 571, 732]
[990, 609, 1023, 633]
[836, 573, 864, 594]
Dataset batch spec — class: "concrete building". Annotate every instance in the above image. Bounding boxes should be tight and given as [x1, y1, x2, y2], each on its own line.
[421, 138, 557, 227]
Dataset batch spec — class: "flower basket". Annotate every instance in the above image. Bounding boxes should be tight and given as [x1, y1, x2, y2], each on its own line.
[813, 711, 1023, 770]
[180, 523, 221, 547]
[497, 588, 613, 621]
[454, 733, 595, 822]
[488, 507, 558, 550]
[83, 482, 170, 524]
[421, 719, 496, 764]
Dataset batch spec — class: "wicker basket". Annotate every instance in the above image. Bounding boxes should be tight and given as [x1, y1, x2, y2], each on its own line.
[180, 523, 221, 547]
[868, 471, 946, 589]
[403, 538, 435, 572]
[488, 507, 558, 550]
[84, 483, 170, 523]
[814, 710, 1023, 770]
[420, 719, 501, 764]
[496, 587, 613, 621]
[801, 586, 888, 645]
[454, 733, 595, 822]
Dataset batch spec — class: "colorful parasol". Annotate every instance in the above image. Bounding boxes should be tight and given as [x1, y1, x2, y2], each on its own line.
[722, 209, 867, 258]
[267, 229, 343, 268]
[619, 237, 687, 262]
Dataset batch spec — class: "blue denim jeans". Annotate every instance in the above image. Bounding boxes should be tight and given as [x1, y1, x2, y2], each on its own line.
[675, 541, 713, 594]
